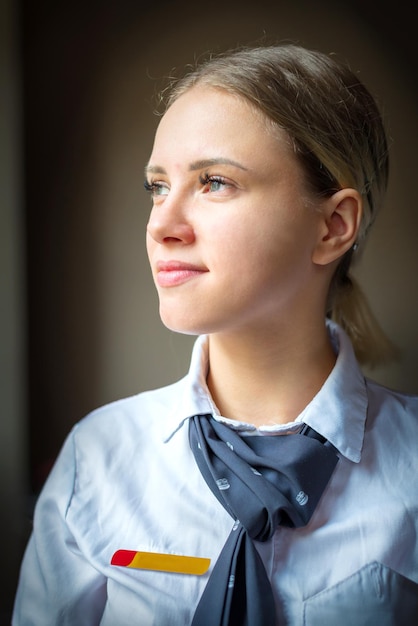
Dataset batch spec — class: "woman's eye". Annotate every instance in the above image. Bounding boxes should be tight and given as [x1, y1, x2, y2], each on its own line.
[199, 174, 229, 193]
[144, 180, 169, 197]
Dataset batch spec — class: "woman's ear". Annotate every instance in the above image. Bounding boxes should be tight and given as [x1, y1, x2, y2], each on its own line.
[312, 188, 362, 266]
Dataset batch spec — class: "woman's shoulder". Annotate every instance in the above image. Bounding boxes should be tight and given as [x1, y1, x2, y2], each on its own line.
[365, 376, 418, 435]
[366, 376, 418, 407]
[72, 376, 188, 444]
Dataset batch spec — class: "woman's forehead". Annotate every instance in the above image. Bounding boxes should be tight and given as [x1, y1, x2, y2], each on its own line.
[151, 86, 294, 165]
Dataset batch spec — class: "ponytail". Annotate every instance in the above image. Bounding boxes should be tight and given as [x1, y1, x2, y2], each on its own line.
[329, 273, 399, 368]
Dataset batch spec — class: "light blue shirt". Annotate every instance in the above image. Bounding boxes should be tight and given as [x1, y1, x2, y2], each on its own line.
[13, 322, 418, 625]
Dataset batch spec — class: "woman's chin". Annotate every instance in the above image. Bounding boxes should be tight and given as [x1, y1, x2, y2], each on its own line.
[159, 310, 204, 336]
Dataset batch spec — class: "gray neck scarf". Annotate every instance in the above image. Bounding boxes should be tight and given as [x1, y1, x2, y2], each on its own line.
[189, 414, 339, 626]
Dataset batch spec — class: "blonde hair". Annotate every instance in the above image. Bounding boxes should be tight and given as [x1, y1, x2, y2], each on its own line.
[161, 43, 397, 367]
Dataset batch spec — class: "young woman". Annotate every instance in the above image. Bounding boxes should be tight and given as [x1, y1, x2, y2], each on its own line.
[13, 43, 418, 625]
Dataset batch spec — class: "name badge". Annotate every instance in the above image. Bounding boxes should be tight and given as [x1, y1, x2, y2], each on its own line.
[111, 549, 211, 575]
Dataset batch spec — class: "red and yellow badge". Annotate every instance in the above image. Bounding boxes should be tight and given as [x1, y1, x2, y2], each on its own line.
[111, 550, 211, 575]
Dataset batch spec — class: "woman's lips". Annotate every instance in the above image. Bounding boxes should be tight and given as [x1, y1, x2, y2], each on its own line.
[155, 261, 208, 287]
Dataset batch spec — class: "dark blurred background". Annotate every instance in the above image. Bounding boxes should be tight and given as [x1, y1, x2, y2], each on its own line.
[2, 0, 418, 621]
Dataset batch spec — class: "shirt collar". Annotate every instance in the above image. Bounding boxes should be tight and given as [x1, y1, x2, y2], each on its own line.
[162, 321, 368, 463]
[297, 320, 368, 463]
[161, 335, 215, 442]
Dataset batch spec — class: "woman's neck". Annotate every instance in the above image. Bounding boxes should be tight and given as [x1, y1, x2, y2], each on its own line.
[206, 320, 336, 427]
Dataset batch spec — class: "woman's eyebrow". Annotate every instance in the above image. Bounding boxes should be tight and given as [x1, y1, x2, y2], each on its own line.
[144, 164, 166, 176]
[144, 158, 248, 176]
[189, 158, 248, 171]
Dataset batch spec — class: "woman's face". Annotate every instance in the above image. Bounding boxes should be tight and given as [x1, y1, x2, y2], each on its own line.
[146, 86, 325, 336]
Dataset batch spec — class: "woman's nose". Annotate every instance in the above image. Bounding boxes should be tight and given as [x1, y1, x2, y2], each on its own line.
[146, 196, 195, 245]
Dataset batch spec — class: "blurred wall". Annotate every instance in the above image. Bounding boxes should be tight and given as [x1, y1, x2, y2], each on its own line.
[3, 0, 418, 616]
[0, 0, 27, 620]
